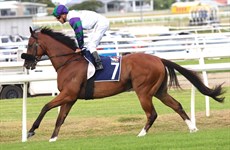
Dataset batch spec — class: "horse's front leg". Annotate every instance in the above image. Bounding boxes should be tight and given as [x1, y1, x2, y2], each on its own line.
[49, 101, 76, 142]
[27, 93, 69, 139]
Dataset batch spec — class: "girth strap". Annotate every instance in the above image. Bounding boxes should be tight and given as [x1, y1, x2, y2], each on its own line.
[85, 75, 95, 100]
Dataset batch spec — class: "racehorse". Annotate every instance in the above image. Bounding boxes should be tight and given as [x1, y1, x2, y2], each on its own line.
[22, 27, 225, 142]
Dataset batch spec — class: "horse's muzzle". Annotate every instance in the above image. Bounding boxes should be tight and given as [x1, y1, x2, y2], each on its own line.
[23, 60, 37, 70]
[21, 53, 37, 70]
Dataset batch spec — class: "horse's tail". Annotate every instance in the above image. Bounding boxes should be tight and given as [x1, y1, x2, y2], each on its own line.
[161, 58, 225, 103]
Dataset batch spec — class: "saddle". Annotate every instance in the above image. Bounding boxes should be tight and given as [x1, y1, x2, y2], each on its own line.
[83, 50, 121, 99]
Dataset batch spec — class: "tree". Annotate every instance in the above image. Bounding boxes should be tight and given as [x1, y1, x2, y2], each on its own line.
[69, 0, 104, 12]
[154, 0, 176, 10]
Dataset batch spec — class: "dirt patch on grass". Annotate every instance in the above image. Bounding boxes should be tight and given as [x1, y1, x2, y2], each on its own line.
[155, 110, 230, 132]
[1, 110, 229, 143]
[42, 109, 230, 139]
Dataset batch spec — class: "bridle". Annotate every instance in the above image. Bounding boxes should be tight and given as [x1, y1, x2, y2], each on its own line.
[22, 32, 83, 71]
[27, 33, 44, 62]
[21, 33, 43, 70]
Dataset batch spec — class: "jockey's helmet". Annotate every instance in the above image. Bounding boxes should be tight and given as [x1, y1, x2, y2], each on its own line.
[52, 5, 69, 18]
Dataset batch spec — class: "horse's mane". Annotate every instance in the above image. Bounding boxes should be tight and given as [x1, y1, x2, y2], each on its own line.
[40, 27, 77, 50]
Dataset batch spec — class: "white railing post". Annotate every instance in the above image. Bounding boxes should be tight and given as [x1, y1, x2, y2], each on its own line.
[199, 49, 210, 117]
[190, 85, 196, 125]
[22, 82, 28, 142]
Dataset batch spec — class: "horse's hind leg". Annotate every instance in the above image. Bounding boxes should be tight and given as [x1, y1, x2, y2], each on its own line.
[49, 101, 76, 142]
[137, 95, 157, 137]
[155, 92, 198, 133]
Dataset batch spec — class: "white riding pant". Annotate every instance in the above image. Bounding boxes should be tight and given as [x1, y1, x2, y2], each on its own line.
[86, 20, 110, 53]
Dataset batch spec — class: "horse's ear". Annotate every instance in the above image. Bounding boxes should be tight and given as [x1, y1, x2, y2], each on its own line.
[29, 26, 33, 33]
[29, 26, 34, 35]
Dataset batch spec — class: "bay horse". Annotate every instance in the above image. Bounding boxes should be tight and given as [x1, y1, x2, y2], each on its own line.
[22, 27, 225, 142]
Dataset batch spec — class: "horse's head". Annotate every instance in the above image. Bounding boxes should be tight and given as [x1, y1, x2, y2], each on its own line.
[22, 27, 46, 70]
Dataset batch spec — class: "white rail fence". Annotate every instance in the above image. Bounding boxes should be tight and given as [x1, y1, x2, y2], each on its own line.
[0, 32, 230, 142]
[1, 32, 230, 61]
[32, 11, 230, 27]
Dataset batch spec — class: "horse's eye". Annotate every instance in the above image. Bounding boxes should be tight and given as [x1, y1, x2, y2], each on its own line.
[28, 44, 33, 48]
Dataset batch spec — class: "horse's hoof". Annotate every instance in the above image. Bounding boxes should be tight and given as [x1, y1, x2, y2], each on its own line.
[49, 137, 57, 142]
[190, 128, 199, 133]
[137, 128, 147, 137]
[27, 131, 35, 138]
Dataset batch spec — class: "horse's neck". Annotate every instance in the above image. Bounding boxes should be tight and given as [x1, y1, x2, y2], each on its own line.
[44, 36, 77, 71]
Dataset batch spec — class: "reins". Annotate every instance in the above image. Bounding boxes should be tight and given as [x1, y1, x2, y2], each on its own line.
[39, 51, 84, 72]
[48, 52, 76, 59]
[55, 53, 84, 71]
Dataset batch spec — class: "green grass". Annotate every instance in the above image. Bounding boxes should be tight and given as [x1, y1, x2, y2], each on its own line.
[1, 128, 229, 150]
[0, 87, 229, 149]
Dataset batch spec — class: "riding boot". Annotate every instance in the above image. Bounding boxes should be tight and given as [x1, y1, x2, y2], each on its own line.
[92, 51, 103, 70]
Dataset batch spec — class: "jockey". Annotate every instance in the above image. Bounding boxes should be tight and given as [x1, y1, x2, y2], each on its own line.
[52, 5, 110, 70]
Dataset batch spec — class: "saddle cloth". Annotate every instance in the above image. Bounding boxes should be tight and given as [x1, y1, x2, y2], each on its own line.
[84, 51, 121, 82]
